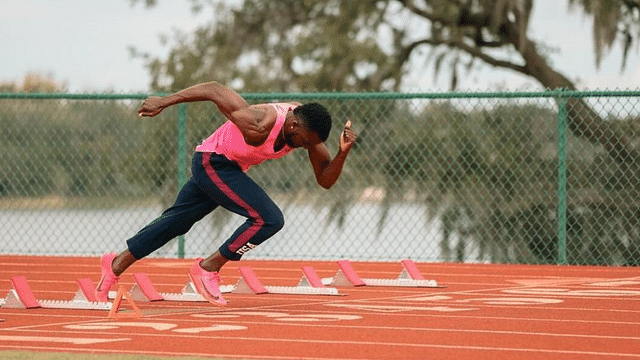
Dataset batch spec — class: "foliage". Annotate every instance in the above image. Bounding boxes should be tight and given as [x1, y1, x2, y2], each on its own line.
[568, 0, 640, 70]
[0, 98, 177, 203]
[131, 0, 640, 90]
[2, 93, 640, 264]
[0, 72, 68, 93]
[130, 0, 639, 164]
[5, 1, 640, 264]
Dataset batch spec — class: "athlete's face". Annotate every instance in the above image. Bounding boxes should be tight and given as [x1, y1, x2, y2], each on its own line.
[286, 128, 322, 149]
[285, 120, 323, 149]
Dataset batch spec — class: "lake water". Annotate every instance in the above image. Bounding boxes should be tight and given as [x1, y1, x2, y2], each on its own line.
[0, 203, 468, 262]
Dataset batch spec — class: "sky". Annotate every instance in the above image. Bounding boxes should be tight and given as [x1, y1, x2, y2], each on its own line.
[1, 0, 640, 93]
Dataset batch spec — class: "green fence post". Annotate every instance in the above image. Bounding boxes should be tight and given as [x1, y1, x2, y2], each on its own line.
[177, 104, 188, 258]
[556, 96, 568, 265]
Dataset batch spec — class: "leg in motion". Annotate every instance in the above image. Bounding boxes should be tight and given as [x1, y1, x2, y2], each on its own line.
[96, 174, 216, 302]
[186, 153, 286, 305]
[95, 250, 139, 302]
[200, 250, 230, 272]
[188, 251, 229, 306]
[197, 153, 285, 262]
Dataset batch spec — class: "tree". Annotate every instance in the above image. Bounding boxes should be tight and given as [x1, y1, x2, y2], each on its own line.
[130, 0, 640, 264]
[132, 0, 638, 163]
[569, 0, 639, 71]
[0, 72, 68, 93]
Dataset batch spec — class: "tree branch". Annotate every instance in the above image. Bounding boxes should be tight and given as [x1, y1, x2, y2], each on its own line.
[621, 0, 640, 10]
[444, 0, 465, 7]
[458, 42, 526, 73]
[402, 37, 528, 75]
[399, 0, 454, 25]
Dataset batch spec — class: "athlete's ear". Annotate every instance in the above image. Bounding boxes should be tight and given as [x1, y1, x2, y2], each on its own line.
[291, 119, 301, 131]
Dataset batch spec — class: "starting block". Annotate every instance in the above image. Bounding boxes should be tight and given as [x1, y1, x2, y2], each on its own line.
[234, 267, 342, 296]
[2, 276, 112, 310]
[123, 268, 343, 301]
[126, 272, 234, 302]
[298, 266, 328, 288]
[75, 278, 100, 302]
[321, 260, 439, 288]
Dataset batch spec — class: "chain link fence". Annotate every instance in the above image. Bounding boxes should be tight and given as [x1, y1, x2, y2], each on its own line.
[1, 91, 639, 265]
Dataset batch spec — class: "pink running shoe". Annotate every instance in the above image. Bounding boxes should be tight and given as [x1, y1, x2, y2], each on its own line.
[188, 258, 228, 306]
[96, 252, 119, 302]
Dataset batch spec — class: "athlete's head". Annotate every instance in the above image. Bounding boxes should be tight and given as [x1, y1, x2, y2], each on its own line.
[294, 102, 332, 142]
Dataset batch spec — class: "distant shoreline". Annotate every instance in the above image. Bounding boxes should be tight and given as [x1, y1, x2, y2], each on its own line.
[0, 195, 162, 210]
[0, 187, 390, 210]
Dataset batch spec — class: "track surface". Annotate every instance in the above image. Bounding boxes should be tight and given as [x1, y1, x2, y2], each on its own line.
[1, 256, 639, 359]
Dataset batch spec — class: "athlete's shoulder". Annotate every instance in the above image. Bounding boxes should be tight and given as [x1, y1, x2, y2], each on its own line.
[251, 102, 299, 120]
[269, 102, 302, 109]
[245, 104, 277, 131]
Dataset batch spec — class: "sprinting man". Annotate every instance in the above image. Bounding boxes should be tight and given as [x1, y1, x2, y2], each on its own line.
[95, 81, 358, 305]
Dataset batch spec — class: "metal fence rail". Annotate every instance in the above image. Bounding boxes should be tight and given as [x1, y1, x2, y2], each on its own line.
[1, 90, 639, 265]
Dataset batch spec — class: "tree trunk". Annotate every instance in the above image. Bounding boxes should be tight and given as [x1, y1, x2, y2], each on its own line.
[506, 24, 638, 165]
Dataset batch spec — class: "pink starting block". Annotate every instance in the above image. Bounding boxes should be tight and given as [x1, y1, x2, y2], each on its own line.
[126, 272, 234, 302]
[320, 260, 439, 288]
[235, 266, 342, 296]
[400, 259, 426, 280]
[1, 266, 345, 309]
[130, 273, 164, 302]
[2, 276, 111, 310]
[235, 267, 269, 294]
[298, 266, 327, 288]
[75, 278, 99, 302]
[6, 276, 41, 309]
[127, 267, 342, 300]
[336, 260, 367, 286]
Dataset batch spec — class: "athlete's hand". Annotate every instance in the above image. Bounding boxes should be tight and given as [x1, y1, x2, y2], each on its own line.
[137, 96, 165, 118]
[339, 121, 357, 153]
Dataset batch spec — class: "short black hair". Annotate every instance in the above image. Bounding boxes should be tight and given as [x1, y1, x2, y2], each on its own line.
[294, 102, 332, 142]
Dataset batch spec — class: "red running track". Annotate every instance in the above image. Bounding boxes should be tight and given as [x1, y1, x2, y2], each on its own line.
[0, 255, 639, 360]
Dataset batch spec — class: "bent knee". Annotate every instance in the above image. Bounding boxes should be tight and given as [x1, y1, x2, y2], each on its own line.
[262, 210, 284, 233]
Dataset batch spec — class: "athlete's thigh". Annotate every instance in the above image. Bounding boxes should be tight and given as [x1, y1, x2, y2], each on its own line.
[194, 153, 278, 218]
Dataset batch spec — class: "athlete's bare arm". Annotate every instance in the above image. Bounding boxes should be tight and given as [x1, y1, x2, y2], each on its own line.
[137, 82, 274, 146]
[308, 121, 357, 189]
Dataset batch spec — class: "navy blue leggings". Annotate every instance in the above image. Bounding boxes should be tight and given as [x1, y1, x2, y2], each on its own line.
[126, 152, 284, 261]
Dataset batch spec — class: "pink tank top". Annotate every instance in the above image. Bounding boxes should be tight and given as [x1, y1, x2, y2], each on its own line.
[195, 102, 298, 171]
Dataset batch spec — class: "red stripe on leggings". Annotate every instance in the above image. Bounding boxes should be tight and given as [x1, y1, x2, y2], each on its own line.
[202, 153, 264, 251]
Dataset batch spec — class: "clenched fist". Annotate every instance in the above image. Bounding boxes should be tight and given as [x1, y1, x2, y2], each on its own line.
[339, 121, 357, 153]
